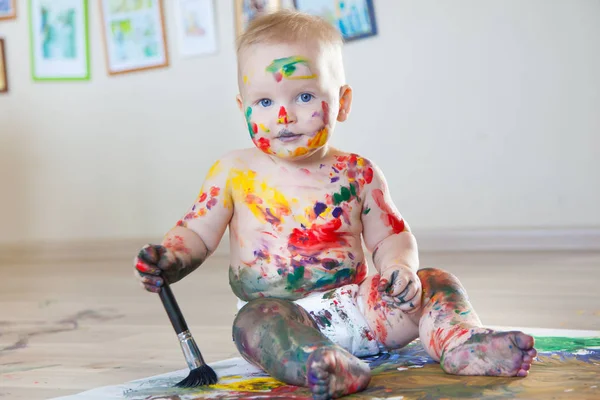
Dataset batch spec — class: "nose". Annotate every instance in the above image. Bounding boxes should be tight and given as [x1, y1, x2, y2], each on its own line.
[277, 106, 296, 125]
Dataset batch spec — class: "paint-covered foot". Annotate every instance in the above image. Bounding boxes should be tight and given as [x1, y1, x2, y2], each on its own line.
[441, 330, 537, 377]
[307, 346, 371, 399]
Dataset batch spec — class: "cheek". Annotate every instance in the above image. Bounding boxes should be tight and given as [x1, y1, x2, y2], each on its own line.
[301, 101, 331, 125]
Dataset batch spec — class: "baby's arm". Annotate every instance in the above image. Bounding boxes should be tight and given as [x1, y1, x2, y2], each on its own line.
[134, 158, 233, 291]
[361, 160, 421, 310]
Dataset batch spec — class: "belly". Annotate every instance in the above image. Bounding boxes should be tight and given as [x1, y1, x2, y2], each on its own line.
[229, 251, 369, 301]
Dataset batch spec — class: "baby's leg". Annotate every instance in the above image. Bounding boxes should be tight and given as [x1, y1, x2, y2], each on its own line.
[357, 275, 421, 349]
[233, 298, 371, 399]
[418, 268, 537, 377]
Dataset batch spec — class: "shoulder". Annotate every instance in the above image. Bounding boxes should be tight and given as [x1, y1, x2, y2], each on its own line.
[209, 148, 263, 172]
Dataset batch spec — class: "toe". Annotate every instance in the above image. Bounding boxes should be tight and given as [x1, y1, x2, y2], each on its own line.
[527, 348, 537, 358]
[520, 362, 531, 371]
[514, 332, 534, 350]
[523, 354, 533, 363]
[516, 369, 529, 377]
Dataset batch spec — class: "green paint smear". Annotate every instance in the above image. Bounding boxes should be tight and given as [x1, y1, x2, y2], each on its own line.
[286, 266, 305, 290]
[533, 336, 600, 352]
[245, 106, 255, 138]
[363, 207, 371, 215]
[266, 56, 309, 78]
[333, 184, 357, 205]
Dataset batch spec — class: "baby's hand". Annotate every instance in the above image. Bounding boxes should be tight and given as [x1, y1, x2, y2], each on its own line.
[133, 244, 183, 293]
[377, 265, 422, 312]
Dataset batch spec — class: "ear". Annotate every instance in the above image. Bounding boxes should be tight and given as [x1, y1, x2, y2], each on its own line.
[236, 94, 244, 112]
[337, 85, 353, 122]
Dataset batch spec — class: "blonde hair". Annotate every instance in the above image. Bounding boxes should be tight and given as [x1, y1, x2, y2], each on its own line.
[236, 9, 343, 55]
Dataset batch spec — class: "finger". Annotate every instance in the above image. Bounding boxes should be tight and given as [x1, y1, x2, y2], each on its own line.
[137, 271, 164, 288]
[141, 282, 161, 293]
[134, 259, 161, 275]
[388, 272, 410, 297]
[156, 248, 178, 271]
[138, 244, 165, 264]
[377, 270, 395, 292]
[398, 283, 422, 312]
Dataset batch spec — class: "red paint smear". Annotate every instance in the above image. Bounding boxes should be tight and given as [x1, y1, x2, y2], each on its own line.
[366, 275, 390, 343]
[363, 327, 376, 341]
[274, 72, 283, 82]
[257, 137, 271, 153]
[165, 235, 191, 254]
[252, 123, 258, 134]
[288, 218, 348, 255]
[136, 260, 152, 273]
[209, 186, 220, 197]
[262, 231, 278, 238]
[367, 275, 381, 307]
[372, 189, 406, 234]
[321, 101, 329, 125]
[364, 167, 374, 184]
[245, 193, 264, 204]
[355, 261, 368, 283]
[198, 192, 207, 203]
[429, 325, 471, 359]
[278, 106, 288, 124]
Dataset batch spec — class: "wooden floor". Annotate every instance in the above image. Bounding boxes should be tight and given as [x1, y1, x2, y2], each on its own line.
[1, 245, 599, 399]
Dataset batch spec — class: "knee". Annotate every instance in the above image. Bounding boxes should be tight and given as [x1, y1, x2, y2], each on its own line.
[233, 299, 312, 337]
[417, 268, 466, 298]
[418, 268, 460, 284]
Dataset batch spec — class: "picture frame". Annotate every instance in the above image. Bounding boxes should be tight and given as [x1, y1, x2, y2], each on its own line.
[235, 0, 281, 37]
[0, 0, 16, 20]
[100, 0, 169, 75]
[0, 38, 7, 93]
[174, 0, 218, 58]
[28, 0, 91, 81]
[293, 0, 377, 42]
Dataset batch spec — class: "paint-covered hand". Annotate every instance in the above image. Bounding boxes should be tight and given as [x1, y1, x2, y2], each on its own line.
[377, 265, 422, 312]
[133, 244, 185, 293]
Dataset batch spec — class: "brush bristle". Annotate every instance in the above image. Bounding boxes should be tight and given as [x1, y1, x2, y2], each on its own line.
[175, 364, 218, 388]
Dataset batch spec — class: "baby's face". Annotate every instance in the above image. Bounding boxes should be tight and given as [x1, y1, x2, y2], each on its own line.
[237, 42, 344, 161]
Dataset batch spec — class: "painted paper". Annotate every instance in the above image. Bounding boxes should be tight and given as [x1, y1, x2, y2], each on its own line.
[174, 0, 218, 58]
[29, 0, 90, 81]
[49, 327, 600, 400]
[100, 0, 168, 75]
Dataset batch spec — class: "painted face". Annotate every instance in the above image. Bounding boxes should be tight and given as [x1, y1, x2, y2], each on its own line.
[239, 43, 340, 161]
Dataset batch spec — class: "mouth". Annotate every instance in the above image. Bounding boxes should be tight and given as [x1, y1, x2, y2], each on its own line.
[276, 130, 304, 142]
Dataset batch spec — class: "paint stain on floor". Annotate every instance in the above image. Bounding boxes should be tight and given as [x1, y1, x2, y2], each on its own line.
[121, 336, 600, 400]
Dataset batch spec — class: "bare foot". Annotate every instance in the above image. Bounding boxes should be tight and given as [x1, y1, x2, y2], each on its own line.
[307, 346, 371, 399]
[441, 330, 537, 377]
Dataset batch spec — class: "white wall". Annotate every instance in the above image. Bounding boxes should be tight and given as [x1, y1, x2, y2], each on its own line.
[0, 0, 599, 244]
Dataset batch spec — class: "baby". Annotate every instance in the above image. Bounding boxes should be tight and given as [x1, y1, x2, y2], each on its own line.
[134, 10, 537, 399]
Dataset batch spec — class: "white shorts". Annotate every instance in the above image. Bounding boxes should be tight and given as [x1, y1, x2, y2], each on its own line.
[236, 284, 381, 357]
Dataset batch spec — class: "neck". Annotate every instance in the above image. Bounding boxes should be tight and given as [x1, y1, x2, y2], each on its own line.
[268, 145, 332, 167]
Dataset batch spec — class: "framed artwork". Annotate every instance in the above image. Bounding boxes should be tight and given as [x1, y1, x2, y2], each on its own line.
[293, 0, 377, 42]
[28, 0, 91, 81]
[235, 0, 281, 37]
[100, 0, 169, 75]
[0, 38, 7, 93]
[174, 0, 218, 58]
[0, 0, 16, 20]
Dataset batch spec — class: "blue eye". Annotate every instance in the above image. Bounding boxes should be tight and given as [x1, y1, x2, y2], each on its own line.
[259, 99, 273, 107]
[298, 93, 314, 103]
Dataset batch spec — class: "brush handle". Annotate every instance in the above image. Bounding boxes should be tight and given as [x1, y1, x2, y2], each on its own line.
[158, 279, 189, 334]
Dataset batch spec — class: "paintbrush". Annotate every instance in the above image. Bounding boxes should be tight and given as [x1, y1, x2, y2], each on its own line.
[158, 278, 218, 387]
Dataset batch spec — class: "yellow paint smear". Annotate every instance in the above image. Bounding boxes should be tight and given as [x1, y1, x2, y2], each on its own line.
[211, 376, 286, 392]
[228, 169, 292, 225]
[308, 127, 329, 149]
